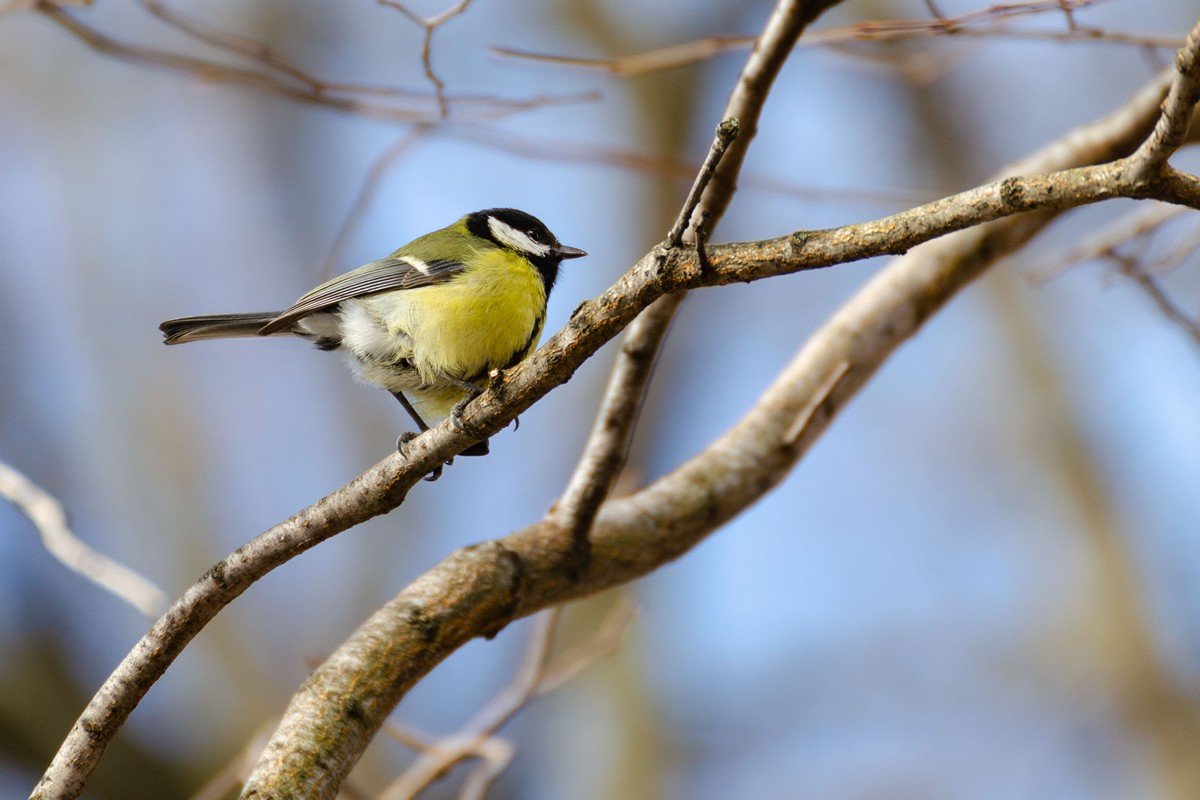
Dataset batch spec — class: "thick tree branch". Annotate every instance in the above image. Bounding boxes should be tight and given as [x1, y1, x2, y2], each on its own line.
[32, 57, 1200, 800]
[235, 67, 1199, 800]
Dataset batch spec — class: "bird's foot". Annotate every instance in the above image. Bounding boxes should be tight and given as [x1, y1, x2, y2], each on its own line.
[396, 431, 446, 482]
[450, 395, 477, 434]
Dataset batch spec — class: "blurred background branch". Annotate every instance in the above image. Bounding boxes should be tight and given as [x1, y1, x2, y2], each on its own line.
[492, 0, 1182, 77]
[33, 0, 595, 121]
[376, 601, 634, 800]
[0, 460, 166, 618]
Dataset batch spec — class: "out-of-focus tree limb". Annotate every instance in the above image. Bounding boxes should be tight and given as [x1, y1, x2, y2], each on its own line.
[32, 1, 595, 122]
[375, 601, 634, 800]
[0, 460, 167, 618]
[32, 23, 1200, 800]
[378, 0, 477, 118]
[237, 50, 1200, 800]
[23, 0, 926, 209]
[1034, 203, 1200, 351]
[1114, 254, 1200, 349]
[491, 0, 1181, 77]
[1033, 204, 1190, 281]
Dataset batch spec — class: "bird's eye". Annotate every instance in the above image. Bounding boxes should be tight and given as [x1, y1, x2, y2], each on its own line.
[526, 229, 544, 243]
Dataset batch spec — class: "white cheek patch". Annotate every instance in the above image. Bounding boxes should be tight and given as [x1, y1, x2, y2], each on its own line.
[488, 217, 551, 257]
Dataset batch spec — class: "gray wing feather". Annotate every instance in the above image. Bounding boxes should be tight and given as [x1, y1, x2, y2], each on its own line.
[258, 257, 462, 335]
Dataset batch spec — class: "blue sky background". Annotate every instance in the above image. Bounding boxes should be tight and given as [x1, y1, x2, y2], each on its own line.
[3, 1, 1200, 797]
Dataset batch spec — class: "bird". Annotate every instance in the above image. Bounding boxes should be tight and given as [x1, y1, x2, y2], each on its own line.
[159, 208, 586, 478]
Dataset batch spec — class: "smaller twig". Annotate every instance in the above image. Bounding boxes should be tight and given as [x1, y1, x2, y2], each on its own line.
[382, 721, 440, 752]
[1030, 200, 1200, 354]
[923, 0, 948, 19]
[493, 22, 1181, 77]
[1131, 18, 1200, 179]
[491, 35, 756, 78]
[188, 721, 276, 800]
[459, 607, 560, 734]
[667, 118, 740, 247]
[379, 0, 476, 119]
[1056, 0, 1079, 31]
[1114, 254, 1200, 351]
[922, 0, 961, 34]
[377, 602, 634, 800]
[1031, 203, 1187, 282]
[0, 460, 167, 617]
[492, 0, 1180, 78]
[3, 0, 81, 12]
[783, 360, 850, 446]
[135, 0, 326, 93]
[454, 737, 513, 800]
[36, 1, 588, 125]
[534, 601, 636, 694]
[1150, 220, 1200, 274]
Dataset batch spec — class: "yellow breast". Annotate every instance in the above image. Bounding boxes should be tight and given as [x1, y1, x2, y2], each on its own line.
[384, 248, 546, 384]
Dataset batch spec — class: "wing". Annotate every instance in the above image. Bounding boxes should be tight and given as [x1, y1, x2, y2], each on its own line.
[258, 255, 463, 335]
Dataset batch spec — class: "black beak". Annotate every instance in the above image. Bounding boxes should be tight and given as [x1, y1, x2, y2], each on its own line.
[552, 244, 588, 259]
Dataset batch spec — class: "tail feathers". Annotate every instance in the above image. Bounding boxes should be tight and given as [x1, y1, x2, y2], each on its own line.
[160, 312, 281, 344]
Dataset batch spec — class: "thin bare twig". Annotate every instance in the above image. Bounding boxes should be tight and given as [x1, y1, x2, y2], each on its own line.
[923, 0, 950, 22]
[1032, 204, 1189, 282]
[667, 118, 741, 247]
[379, 0, 477, 119]
[490, 0, 1182, 78]
[188, 721, 277, 800]
[134, 0, 332, 94]
[1, 0, 84, 13]
[1032, 203, 1200, 353]
[1152, 220, 1200, 274]
[377, 602, 634, 800]
[34, 1, 590, 123]
[1115, 254, 1200, 350]
[0, 461, 167, 618]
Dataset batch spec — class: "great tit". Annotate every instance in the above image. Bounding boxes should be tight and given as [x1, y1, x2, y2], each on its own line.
[160, 208, 586, 474]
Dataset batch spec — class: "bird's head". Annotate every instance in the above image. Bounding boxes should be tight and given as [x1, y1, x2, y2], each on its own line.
[466, 207, 586, 293]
